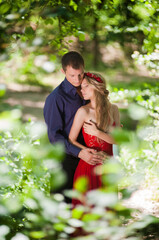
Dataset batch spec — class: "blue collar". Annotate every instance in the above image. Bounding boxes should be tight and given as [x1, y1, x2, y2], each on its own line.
[63, 78, 77, 96]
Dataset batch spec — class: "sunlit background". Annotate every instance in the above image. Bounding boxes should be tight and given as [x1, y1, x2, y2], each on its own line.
[0, 0, 159, 239]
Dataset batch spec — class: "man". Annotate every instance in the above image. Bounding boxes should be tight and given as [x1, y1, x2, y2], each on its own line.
[44, 51, 103, 202]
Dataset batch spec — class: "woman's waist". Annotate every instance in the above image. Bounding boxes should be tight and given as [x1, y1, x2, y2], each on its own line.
[85, 143, 113, 153]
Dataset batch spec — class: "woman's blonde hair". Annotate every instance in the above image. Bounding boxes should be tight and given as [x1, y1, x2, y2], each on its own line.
[84, 72, 111, 132]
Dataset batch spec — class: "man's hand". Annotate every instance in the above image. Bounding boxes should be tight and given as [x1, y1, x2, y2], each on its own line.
[78, 148, 107, 165]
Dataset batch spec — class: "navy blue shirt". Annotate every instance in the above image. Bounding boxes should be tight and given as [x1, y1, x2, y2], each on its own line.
[43, 78, 86, 157]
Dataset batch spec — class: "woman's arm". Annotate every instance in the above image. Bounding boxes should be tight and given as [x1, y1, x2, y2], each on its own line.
[69, 107, 87, 149]
[83, 121, 116, 144]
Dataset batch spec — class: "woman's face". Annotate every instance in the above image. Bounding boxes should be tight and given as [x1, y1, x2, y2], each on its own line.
[81, 78, 95, 100]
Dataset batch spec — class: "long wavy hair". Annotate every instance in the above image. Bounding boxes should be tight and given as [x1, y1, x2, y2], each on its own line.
[84, 73, 112, 132]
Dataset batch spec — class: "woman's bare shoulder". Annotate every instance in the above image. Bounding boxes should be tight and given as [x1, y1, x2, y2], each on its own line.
[80, 104, 90, 113]
[76, 105, 89, 115]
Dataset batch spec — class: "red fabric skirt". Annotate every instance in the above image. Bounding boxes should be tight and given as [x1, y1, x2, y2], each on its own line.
[72, 160, 102, 206]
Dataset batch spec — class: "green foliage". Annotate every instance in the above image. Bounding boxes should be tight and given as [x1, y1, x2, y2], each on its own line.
[132, 51, 159, 76]
[109, 76, 159, 194]
[0, 113, 65, 198]
[0, 51, 58, 87]
[0, 0, 158, 75]
[0, 1, 159, 239]
[74, 177, 89, 193]
[0, 85, 159, 239]
[0, 83, 6, 97]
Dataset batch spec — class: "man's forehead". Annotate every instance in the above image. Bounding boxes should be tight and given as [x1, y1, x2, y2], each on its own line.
[66, 65, 84, 73]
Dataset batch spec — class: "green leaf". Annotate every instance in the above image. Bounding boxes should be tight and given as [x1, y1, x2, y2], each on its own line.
[0, 3, 10, 14]
[45, 18, 53, 25]
[25, 213, 40, 223]
[82, 213, 101, 222]
[5, 13, 19, 20]
[77, 31, 85, 41]
[69, 0, 78, 11]
[11, 233, 29, 240]
[25, 27, 35, 38]
[87, 190, 118, 207]
[68, 218, 83, 227]
[0, 225, 10, 237]
[30, 231, 46, 238]
[112, 128, 131, 144]
[74, 176, 89, 193]
[64, 189, 83, 201]
[54, 223, 66, 231]
[72, 206, 85, 219]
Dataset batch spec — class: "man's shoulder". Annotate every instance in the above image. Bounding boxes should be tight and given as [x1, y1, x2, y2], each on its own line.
[46, 82, 64, 101]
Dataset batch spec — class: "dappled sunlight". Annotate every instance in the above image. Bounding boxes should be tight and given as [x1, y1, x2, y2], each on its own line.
[123, 188, 159, 218]
[0, 0, 158, 238]
[4, 98, 44, 108]
[1, 83, 49, 121]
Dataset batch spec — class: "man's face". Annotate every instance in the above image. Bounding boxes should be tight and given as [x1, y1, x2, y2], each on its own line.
[62, 65, 84, 87]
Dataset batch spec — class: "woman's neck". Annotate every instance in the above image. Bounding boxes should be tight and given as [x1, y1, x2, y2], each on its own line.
[90, 98, 96, 109]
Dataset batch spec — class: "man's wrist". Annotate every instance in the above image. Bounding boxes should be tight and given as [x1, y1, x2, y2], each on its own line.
[78, 149, 83, 159]
[78, 148, 87, 158]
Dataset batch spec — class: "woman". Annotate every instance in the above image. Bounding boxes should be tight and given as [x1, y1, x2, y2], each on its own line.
[69, 72, 120, 205]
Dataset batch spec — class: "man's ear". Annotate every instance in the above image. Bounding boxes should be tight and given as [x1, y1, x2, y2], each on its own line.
[61, 68, 65, 74]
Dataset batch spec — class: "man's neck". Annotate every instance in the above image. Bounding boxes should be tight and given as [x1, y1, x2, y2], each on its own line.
[76, 86, 83, 99]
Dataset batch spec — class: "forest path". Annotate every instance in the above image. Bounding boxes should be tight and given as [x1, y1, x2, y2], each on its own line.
[2, 82, 50, 122]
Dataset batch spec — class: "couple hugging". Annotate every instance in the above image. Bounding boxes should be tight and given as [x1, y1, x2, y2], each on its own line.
[44, 51, 120, 204]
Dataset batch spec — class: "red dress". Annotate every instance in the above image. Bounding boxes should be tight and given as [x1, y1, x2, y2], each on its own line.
[72, 127, 113, 206]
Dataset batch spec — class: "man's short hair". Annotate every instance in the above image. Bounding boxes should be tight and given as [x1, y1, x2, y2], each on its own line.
[62, 51, 84, 72]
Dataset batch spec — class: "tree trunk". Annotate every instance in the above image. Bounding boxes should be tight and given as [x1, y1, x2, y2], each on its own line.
[93, 16, 99, 69]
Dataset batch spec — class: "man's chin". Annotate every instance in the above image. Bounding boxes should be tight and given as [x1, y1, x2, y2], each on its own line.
[74, 83, 81, 87]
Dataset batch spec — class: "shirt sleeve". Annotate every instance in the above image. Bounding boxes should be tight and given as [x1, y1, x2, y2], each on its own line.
[43, 93, 81, 157]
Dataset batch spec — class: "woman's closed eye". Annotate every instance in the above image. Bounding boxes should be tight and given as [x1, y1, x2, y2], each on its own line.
[81, 85, 88, 90]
